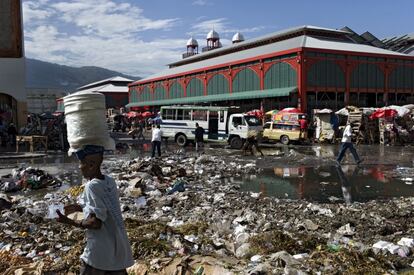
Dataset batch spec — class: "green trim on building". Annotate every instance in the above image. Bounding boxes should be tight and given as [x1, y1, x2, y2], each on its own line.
[351, 63, 384, 89]
[307, 60, 345, 88]
[141, 86, 152, 101]
[389, 66, 414, 89]
[154, 84, 167, 100]
[264, 62, 297, 89]
[126, 86, 297, 107]
[232, 68, 260, 93]
[186, 77, 204, 97]
[170, 81, 184, 99]
[207, 73, 229, 95]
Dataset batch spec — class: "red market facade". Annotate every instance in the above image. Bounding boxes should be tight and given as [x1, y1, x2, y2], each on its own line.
[128, 37, 414, 115]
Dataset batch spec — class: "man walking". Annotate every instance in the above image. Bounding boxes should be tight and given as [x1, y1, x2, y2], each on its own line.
[151, 125, 162, 158]
[137, 120, 145, 140]
[194, 123, 204, 154]
[336, 122, 363, 165]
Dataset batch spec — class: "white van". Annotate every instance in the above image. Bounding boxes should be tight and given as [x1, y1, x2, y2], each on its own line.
[160, 105, 262, 149]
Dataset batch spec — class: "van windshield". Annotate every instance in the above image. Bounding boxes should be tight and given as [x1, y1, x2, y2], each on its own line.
[244, 116, 261, 126]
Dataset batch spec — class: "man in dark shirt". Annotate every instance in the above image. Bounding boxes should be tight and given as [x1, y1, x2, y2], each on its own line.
[194, 123, 205, 154]
[7, 123, 17, 146]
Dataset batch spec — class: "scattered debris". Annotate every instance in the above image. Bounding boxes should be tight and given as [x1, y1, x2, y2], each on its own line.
[1, 151, 414, 273]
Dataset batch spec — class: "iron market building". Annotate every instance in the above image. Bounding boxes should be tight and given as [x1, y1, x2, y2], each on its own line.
[127, 26, 414, 115]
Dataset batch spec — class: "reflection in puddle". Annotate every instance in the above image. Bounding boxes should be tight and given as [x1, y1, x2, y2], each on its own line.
[240, 164, 414, 203]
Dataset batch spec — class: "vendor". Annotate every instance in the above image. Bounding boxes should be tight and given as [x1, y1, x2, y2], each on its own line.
[56, 145, 133, 274]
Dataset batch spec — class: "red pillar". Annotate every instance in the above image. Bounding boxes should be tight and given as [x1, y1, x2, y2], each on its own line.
[298, 51, 307, 112]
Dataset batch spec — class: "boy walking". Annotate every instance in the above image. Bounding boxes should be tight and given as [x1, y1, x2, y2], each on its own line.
[56, 145, 134, 274]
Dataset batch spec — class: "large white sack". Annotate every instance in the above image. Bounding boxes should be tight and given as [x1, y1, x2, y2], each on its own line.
[387, 105, 410, 117]
[64, 92, 115, 155]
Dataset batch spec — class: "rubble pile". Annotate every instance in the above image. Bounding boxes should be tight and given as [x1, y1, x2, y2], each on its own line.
[1, 153, 414, 274]
[0, 167, 62, 193]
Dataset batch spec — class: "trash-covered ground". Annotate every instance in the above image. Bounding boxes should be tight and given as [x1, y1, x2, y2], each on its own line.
[1, 145, 414, 274]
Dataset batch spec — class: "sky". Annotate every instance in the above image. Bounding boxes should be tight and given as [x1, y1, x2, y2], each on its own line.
[22, 0, 414, 78]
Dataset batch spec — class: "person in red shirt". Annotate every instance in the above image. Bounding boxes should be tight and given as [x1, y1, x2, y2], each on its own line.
[298, 115, 308, 140]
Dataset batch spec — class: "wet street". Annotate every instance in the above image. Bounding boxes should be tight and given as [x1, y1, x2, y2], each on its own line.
[243, 145, 414, 203]
[2, 141, 414, 204]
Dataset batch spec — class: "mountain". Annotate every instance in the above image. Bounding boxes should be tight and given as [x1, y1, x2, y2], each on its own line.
[26, 58, 140, 91]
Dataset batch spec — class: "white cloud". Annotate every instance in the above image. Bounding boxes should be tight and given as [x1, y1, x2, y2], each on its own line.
[51, 0, 178, 37]
[191, 18, 264, 35]
[22, 0, 185, 77]
[22, 1, 53, 24]
[192, 0, 211, 6]
[22, 1, 266, 78]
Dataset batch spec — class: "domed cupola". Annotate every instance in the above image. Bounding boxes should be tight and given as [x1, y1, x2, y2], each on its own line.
[183, 36, 199, 59]
[204, 29, 221, 52]
[187, 37, 199, 47]
[232, 32, 245, 44]
[207, 29, 220, 40]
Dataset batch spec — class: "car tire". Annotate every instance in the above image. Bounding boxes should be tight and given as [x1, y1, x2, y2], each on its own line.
[280, 135, 290, 145]
[230, 136, 243, 149]
[176, 134, 187, 147]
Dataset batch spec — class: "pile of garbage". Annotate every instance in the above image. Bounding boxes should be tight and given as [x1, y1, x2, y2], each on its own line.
[0, 167, 61, 193]
[1, 153, 414, 274]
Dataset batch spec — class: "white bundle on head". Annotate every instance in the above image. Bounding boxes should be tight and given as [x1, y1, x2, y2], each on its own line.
[63, 91, 115, 155]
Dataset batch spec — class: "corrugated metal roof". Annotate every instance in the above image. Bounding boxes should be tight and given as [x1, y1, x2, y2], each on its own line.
[74, 83, 128, 94]
[78, 76, 133, 90]
[133, 33, 409, 85]
[169, 25, 349, 67]
[126, 86, 297, 108]
[135, 35, 306, 83]
[304, 36, 405, 55]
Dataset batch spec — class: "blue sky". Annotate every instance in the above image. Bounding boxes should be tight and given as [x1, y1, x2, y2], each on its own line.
[22, 0, 413, 77]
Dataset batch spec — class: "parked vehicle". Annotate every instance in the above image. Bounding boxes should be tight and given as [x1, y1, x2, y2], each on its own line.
[262, 122, 301, 145]
[160, 105, 262, 149]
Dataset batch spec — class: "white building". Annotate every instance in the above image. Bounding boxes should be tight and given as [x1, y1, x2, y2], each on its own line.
[0, 0, 26, 128]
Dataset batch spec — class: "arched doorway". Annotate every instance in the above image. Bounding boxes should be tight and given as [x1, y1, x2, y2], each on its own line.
[0, 93, 17, 125]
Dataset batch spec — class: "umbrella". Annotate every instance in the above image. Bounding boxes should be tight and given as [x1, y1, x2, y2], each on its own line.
[369, 108, 398, 120]
[279, 107, 302, 114]
[265, 109, 279, 115]
[142, 111, 152, 118]
[245, 109, 264, 118]
[126, 111, 141, 118]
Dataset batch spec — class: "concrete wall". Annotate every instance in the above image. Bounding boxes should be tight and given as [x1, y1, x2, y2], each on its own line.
[0, 58, 27, 127]
[0, 58, 26, 101]
[27, 88, 67, 114]
[0, 0, 26, 128]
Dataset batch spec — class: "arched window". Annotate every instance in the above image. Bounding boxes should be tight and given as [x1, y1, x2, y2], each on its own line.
[186, 77, 204, 97]
[154, 84, 167, 100]
[169, 81, 184, 99]
[389, 66, 414, 89]
[232, 68, 260, 93]
[207, 74, 229, 95]
[307, 60, 345, 88]
[351, 63, 384, 89]
[264, 62, 297, 89]
[141, 86, 152, 102]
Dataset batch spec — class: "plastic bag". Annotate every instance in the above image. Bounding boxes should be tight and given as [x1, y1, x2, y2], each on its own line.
[46, 203, 64, 219]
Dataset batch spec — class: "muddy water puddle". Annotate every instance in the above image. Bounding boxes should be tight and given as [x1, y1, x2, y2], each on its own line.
[239, 164, 414, 203]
